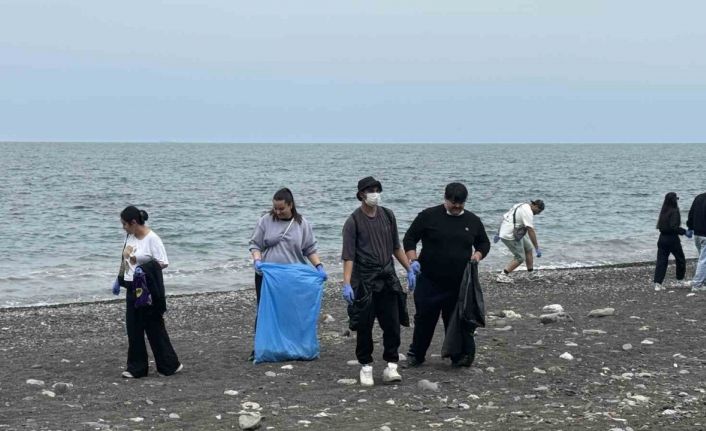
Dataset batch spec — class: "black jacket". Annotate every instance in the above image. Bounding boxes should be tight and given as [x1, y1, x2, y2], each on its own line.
[687, 192, 706, 236]
[441, 261, 485, 359]
[138, 260, 167, 314]
[347, 256, 410, 331]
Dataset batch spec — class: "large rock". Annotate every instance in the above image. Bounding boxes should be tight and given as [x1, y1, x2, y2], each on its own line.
[542, 304, 564, 313]
[239, 412, 262, 430]
[588, 308, 615, 317]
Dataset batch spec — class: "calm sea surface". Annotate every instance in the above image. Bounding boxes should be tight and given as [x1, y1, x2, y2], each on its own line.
[1, 142, 703, 307]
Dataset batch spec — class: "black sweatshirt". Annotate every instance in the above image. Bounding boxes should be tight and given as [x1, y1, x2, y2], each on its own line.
[657, 208, 686, 236]
[687, 192, 706, 236]
[403, 205, 490, 289]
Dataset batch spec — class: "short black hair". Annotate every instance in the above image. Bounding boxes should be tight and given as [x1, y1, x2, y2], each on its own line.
[444, 182, 468, 203]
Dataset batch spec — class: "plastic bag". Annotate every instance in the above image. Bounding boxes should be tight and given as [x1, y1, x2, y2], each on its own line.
[254, 263, 325, 363]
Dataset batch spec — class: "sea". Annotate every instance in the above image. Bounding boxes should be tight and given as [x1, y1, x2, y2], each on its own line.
[1, 142, 703, 307]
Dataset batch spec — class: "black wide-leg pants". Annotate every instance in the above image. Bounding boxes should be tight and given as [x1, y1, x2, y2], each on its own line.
[408, 274, 475, 363]
[125, 295, 180, 377]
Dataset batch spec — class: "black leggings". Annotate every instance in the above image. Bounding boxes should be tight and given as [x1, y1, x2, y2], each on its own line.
[654, 234, 686, 284]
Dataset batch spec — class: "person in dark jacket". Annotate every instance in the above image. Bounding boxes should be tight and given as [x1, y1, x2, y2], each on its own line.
[653, 192, 690, 291]
[687, 191, 706, 291]
[117, 206, 182, 378]
[341, 176, 415, 386]
[403, 183, 490, 367]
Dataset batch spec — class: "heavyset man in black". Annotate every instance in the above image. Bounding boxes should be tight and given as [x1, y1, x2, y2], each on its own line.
[403, 182, 491, 367]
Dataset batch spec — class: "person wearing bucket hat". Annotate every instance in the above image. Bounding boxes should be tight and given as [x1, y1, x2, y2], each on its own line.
[341, 176, 415, 386]
[494, 199, 545, 284]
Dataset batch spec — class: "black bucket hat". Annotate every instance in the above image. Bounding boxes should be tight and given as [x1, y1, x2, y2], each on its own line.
[357, 176, 383, 200]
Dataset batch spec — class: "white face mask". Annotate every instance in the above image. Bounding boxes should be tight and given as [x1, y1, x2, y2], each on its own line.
[364, 192, 381, 207]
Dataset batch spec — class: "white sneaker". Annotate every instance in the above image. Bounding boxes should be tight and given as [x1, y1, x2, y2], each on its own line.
[360, 365, 374, 387]
[671, 280, 691, 289]
[691, 284, 706, 293]
[654, 283, 663, 291]
[382, 362, 402, 383]
[174, 363, 184, 374]
[496, 273, 514, 284]
[121, 371, 135, 379]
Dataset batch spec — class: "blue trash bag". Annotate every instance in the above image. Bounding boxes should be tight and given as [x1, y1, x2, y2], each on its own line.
[254, 262, 325, 363]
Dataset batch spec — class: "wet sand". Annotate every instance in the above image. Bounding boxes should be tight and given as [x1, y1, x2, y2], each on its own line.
[1, 262, 705, 430]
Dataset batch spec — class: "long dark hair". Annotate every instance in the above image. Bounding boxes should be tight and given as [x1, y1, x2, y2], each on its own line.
[656, 192, 679, 230]
[269, 188, 302, 224]
[121, 205, 149, 225]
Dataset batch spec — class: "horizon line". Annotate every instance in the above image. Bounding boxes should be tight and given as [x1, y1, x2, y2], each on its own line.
[2, 140, 705, 145]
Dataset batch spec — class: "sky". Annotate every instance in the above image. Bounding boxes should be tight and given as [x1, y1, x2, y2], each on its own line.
[1, 1, 705, 144]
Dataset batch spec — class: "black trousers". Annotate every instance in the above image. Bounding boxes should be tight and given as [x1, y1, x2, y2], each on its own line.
[253, 273, 263, 330]
[125, 292, 180, 377]
[654, 234, 686, 284]
[408, 274, 475, 362]
[356, 288, 400, 365]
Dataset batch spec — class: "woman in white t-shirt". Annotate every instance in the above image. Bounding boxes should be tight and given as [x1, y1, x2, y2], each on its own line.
[118, 206, 182, 379]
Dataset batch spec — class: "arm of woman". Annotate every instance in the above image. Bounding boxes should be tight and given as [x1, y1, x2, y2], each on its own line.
[249, 217, 267, 259]
[307, 253, 321, 267]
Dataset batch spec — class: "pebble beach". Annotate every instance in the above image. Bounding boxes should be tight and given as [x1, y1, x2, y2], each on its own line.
[1, 262, 705, 430]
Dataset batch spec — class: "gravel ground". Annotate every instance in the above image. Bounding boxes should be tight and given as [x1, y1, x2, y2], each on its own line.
[1, 262, 705, 430]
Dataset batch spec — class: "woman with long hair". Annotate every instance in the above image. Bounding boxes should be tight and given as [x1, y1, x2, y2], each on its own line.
[653, 192, 688, 291]
[117, 205, 182, 378]
[248, 188, 327, 361]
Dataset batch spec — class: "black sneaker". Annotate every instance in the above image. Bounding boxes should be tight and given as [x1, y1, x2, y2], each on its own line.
[451, 354, 473, 368]
[407, 354, 425, 367]
[247, 351, 255, 362]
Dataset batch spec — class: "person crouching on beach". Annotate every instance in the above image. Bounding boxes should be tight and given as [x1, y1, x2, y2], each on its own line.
[403, 182, 490, 368]
[494, 200, 545, 284]
[653, 192, 690, 291]
[118, 206, 182, 378]
[341, 176, 415, 386]
[248, 188, 327, 361]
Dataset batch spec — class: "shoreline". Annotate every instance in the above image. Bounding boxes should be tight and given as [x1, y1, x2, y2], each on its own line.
[2, 260, 705, 429]
[1, 258, 697, 312]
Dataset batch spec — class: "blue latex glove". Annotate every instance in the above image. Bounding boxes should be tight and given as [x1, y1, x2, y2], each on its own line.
[493, 234, 500, 244]
[535, 247, 542, 258]
[111, 278, 121, 296]
[253, 259, 263, 273]
[343, 283, 355, 305]
[407, 270, 416, 292]
[686, 229, 694, 239]
[316, 263, 328, 281]
[410, 260, 421, 275]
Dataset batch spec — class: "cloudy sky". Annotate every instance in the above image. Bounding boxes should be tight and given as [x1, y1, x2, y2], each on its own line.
[1, 1, 705, 143]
